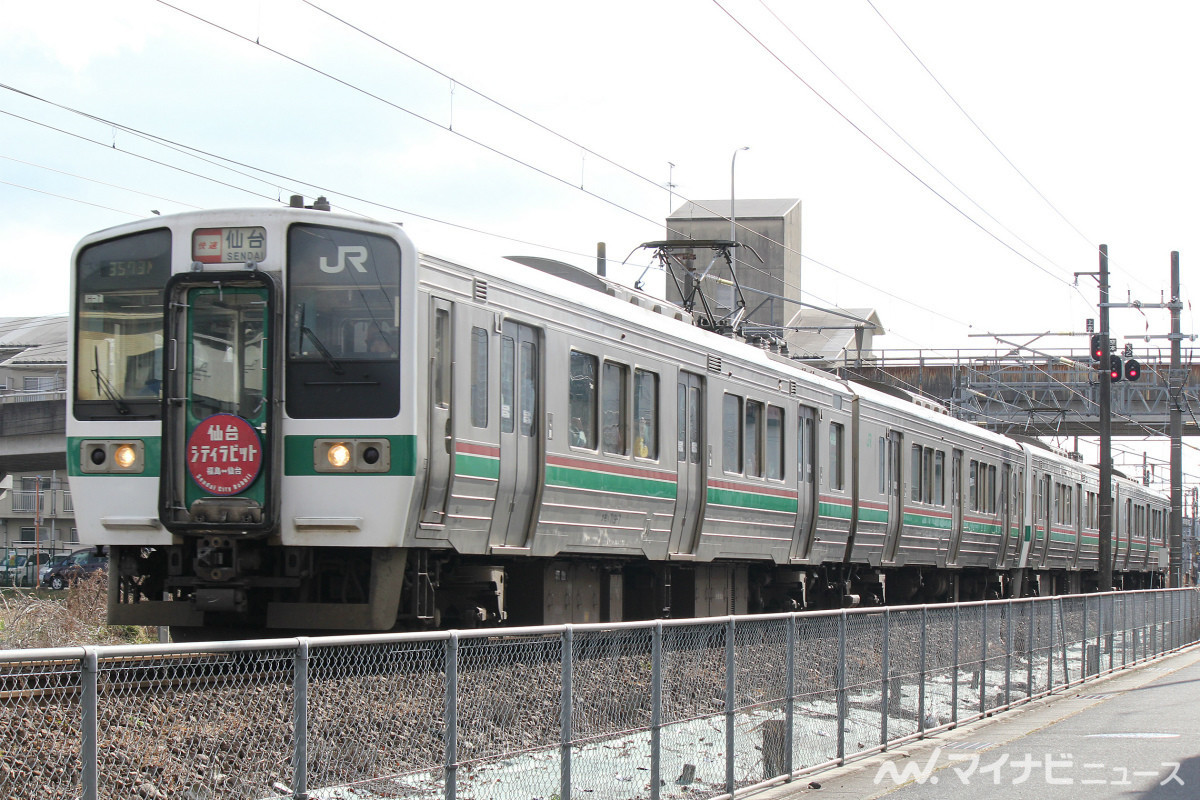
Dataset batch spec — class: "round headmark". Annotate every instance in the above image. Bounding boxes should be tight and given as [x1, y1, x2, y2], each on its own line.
[186, 414, 263, 495]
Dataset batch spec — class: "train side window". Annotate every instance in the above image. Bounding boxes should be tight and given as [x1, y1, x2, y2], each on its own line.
[723, 394, 743, 474]
[519, 341, 536, 436]
[633, 369, 658, 460]
[569, 351, 598, 448]
[910, 444, 922, 502]
[766, 405, 784, 480]
[602, 362, 629, 455]
[745, 400, 763, 477]
[501, 336, 515, 434]
[922, 448, 933, 504]
[969, 460, 979, 511]
[433, 309, 450, 408]
[829, 422, 845, 490]
[933, 451, 945, 506]
[470, 327, 488, 428]
[798, 412, 815, 484]
[987, 465, 997, 514]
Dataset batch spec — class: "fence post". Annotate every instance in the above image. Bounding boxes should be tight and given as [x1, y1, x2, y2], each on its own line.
[785, 614, 796, 777]
[1047, 599, 1055, 692]
[1005, 601, 1013, 707]
[1082, 595, 1089, 680]
[837, 611, 847, 761]
[978, 602, 986, 717]
[1026, 601, 1034, 700]
[81, 647, 98, 800]
[561, 626, 573, 800]
[651, 622, 662, 800]
[445, 633, 458, 800]
[880, 609, 889, 747]
[726, 617, 736, 794]
[950, 605, 959, 725]
[918, 607, 927, 734]
[293, 638, 310, 800]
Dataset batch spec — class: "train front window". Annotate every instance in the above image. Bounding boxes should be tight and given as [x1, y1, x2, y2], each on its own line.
[286, 224, 401, 418]
[74, 228, 171, 419]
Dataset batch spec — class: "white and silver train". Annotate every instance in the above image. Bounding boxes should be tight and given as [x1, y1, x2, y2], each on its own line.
[66, 202, 1169, 637]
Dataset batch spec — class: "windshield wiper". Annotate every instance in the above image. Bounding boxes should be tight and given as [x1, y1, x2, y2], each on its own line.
[300, 324, 345, 375]
[92, 347, 131, 415]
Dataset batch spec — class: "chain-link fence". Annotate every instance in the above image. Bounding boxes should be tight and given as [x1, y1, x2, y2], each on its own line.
[2, 588, 1198, 800]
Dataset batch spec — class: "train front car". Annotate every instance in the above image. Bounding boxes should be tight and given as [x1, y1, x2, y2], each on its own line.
[67, 206, 420, 637]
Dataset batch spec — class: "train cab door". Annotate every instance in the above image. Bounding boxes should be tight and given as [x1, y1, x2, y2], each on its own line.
[490, 321, 541, 549]
[881, 430, 903, 563]
[159, 271, 280, 534]
[420, 298, 453, 525]
[669, 372, 705, 557]
[946, 449, 965, 565]
[789, 405, 818, 561]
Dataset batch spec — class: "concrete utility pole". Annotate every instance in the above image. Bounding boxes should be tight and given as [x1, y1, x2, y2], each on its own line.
[1170, 251, 1183, 586]
[1098, 245, 1113, 591]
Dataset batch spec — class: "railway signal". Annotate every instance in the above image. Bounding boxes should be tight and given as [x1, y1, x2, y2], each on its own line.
[1124, 359, 1141, 381]
[1090, 334, 1105, 362]
[1109, 355, 1123, 382]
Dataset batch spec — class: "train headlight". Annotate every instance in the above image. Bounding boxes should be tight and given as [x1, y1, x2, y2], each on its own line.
[79, 440, 145, 474]
[327, 443, 352, 469]
[314, 438, 391, 473]
[114, 444, 138, 470]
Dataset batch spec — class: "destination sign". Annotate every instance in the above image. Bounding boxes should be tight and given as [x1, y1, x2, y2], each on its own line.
[193, 227, 267, 264]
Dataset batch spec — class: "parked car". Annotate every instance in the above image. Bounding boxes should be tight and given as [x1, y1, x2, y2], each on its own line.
[0, 551, 54, 587]
[39, 554, 72, 584]
[41, 549, 107, 590]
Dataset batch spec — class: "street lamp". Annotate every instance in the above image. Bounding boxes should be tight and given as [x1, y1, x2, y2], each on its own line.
[730, 146, 749, 292]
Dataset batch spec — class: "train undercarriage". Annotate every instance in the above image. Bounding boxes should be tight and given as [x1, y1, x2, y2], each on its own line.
[107, 542, 1163, 640]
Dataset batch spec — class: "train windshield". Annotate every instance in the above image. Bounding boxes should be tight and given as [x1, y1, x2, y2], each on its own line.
[286, 223, 402, 418]
[74, 229, 171, 419]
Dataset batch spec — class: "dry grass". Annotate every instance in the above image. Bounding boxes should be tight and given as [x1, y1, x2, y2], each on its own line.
[0, 573, 156, 650]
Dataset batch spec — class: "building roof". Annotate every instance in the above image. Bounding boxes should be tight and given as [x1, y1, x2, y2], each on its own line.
[668, 198, 800, 221]
[0, 316, 67, 348]
[783, 307, 884, 364]
[0, 316, 67, 368]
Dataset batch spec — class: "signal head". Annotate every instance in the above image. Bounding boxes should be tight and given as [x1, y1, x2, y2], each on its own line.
[1124, 359, 1141, 381]
[1109, 354, 1123, 382]
[1090, 334, 1105, 362]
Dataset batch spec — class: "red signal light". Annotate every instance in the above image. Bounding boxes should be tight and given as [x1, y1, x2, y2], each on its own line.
[1090, 334, 1104, 362]
[1124, 359, 1141, 381]
[1109, 355, 1123, 382]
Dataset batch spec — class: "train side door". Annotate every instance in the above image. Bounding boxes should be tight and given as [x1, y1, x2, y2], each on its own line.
[789, 405, 818, 561]
[420, 298, 453, 525]
[881, 430, 903, 563]
[1070, 482, 1084, 568]
[996, 465, 1012, 567]
[491, 321, 541, 549]
[946, 449, 965, 565]
[1037, 474, 1053, 566]
[669, 372, 705, 556]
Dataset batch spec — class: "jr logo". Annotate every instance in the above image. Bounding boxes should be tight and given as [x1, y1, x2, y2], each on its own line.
[319, 246, 369, 274]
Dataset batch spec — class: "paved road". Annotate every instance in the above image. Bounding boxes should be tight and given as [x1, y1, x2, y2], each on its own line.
[760, 645, 1200, 800]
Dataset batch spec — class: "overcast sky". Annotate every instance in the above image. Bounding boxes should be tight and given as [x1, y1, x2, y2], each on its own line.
[2, 0, 1198, 481]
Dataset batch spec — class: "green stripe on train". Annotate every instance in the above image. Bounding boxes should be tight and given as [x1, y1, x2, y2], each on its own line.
[284, 435, 417, 476]
[456, 452, 500, 480]
[708, 486, 797, 513]
[67, 436, 162, 477]
[547, 465, 676, 499]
